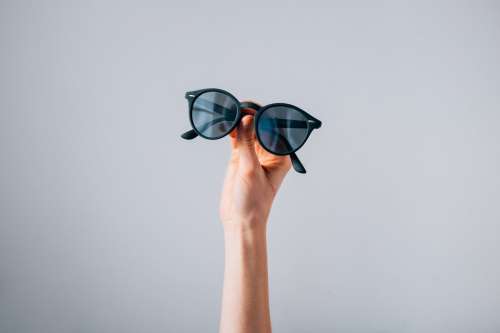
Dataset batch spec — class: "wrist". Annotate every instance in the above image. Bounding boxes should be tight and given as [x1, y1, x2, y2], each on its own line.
[223, 220, 268, 262]
[222, 216, 268, 235]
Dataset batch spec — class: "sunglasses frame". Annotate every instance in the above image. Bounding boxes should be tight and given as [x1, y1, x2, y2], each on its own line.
[181, 88, 322, 173]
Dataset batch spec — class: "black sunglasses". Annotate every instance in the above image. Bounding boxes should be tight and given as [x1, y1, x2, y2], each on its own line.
[180, 88, 322, 173]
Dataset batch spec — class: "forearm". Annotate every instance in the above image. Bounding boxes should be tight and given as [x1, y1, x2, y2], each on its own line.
[219, 222, 271, 333]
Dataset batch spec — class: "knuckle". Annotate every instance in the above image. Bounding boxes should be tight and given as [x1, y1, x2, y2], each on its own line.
[241, 166, 258, 178]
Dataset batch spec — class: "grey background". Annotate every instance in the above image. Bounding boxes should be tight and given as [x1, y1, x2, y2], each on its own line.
[1, 1, 499, 332]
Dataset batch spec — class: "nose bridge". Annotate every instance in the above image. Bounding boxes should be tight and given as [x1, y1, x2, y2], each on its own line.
[239, 101, 261, 111]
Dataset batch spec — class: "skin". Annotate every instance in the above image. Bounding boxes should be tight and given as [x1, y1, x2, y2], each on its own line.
[219, 106, 291, 333]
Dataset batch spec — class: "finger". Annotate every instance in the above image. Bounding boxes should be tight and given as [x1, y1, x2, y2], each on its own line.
[228, 105, 256, 154]
[229, 127, 238, 150]
[236, 115, 259, 170]
[255, 140, 290, 170]
[253, 143, 291, 188]
[265, 156, 291, 189]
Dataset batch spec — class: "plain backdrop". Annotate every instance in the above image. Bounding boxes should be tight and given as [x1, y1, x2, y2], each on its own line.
[1, 1, 499, 332]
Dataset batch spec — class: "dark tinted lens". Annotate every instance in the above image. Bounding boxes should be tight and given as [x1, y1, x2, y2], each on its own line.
[257, 106, 309, 154]
[191, 91, 238, 138]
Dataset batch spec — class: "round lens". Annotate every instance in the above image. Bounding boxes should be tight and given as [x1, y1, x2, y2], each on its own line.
[257, 105, 310, 155]
[191, 91, 239, 138]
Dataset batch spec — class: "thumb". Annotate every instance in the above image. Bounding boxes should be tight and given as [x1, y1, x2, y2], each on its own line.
[237, 115, 259, 170]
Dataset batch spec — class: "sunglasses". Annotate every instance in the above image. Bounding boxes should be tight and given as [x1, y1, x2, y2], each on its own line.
[180, 88, 322, 173]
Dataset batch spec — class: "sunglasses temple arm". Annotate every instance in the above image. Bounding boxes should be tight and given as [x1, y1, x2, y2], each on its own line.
[268, 128, 307, 174]
[181, 129, 198, 140]
[290, 152, 306, 174]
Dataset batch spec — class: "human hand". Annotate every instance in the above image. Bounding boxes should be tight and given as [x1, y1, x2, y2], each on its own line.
[219, 106, 291, 231]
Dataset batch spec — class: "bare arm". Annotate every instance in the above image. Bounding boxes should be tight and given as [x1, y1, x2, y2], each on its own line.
[219, 108, 291, 333]
[220, 223, 270, 333]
